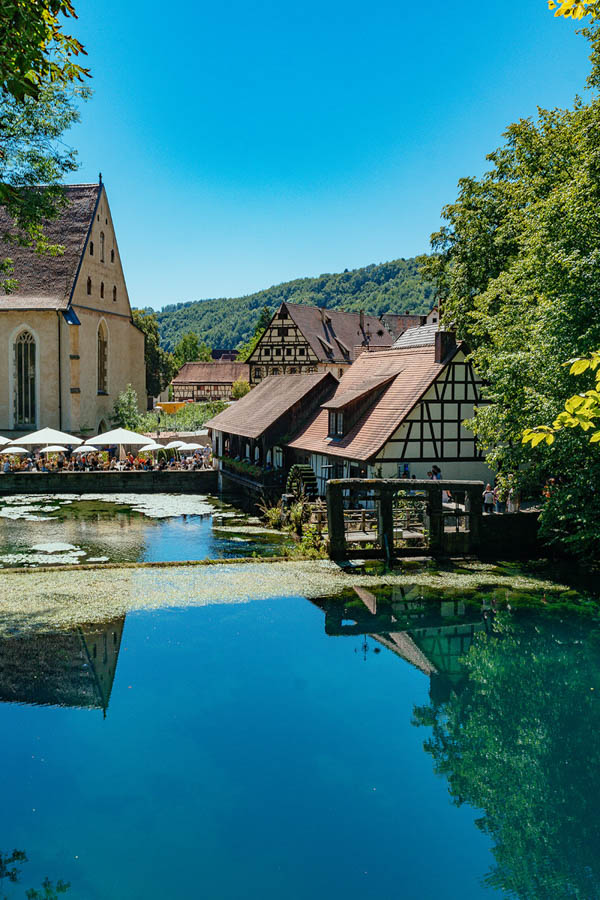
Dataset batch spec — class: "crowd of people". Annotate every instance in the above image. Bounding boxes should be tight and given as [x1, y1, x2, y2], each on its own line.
[0, 445, 213, 474]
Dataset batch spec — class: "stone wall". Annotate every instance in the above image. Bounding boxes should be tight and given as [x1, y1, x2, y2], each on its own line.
[480, 510, 543, 558]
[0, 469, 218, 496]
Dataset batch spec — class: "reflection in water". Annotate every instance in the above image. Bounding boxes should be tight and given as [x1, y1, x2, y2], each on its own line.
[314, 586, 600, 899]
[0, 617, 125, 715]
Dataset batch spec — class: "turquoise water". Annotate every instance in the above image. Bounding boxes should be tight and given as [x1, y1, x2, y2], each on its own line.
[0, 586, 598, 899]
[0, 494, 291, 567]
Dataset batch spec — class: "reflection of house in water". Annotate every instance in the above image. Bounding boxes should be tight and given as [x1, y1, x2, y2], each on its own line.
[314, 585, 488, 701]
[0, 617, 125, 715]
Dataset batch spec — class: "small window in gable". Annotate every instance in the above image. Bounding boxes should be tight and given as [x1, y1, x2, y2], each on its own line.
[100, 231, 105, 262]
[328, 411, 344, 438]
[100, 281, 104, 298]
[89, 241, 94, 256]
[110, 248, 115, 263]
[112, 285, 117, 302]
[87, 276, 92, 295]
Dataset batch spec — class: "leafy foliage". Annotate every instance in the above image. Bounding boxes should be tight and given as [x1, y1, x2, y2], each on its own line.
[0, 849, 69, 899]
[231, 377, 250, 399]
[0, 80, 88, 293]
[110, 384, 141, 430]
[172, 332, 212, 370]
[548, 0, 599, 19]
[420, 25, 600, 560]
[150, 258, 434, 352]
[0, 0, 89, 103]
[131, 309, 175, 396]
[139, 400, 226, 434]
[524, 350, 600, 446]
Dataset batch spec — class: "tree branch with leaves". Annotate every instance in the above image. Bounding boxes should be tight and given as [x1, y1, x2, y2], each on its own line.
[523, 351, 600, 447]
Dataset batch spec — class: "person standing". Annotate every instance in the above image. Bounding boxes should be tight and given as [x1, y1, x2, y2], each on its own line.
[482, 484, 495, 514]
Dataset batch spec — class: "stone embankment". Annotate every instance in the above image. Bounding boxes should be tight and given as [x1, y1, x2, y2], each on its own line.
[0, 469, 218, 495]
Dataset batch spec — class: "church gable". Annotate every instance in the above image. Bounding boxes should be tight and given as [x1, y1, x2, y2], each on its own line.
[71, 185, 133, 318]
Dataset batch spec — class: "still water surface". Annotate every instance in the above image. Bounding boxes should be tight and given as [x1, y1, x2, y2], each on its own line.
[0, 583, 598, 899]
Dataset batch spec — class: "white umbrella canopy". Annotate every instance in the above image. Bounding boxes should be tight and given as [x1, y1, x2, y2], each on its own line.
[11, 427, 83, 447]
[72, 444, 97, 453]
[86, 428, 149, 446]
[164, 440, 186, 450]
[5, 446, 28, 454]
[0, 436, 11, 446]
[140, 442, 163, 452]
[181, 442, 203, 451]
[40, 445, 68, 453]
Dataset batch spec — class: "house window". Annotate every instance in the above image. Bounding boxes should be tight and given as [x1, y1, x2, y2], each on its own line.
[111, 248, 115, 263]
[263, 348, 270, 357]
[286, 348, 293, 356]
[272, 367, 279, 375]
[253, 368, 262, 380]
[273, 348, 281, 357]
[87, 277, 92, 295]
[100, 231, 105, 262]
[298, 347, 305, 356]
[97, 322, 108, 393]
[112, 286, 117, 302]
[100, 281, 104, 299]
[328, 411, 344, 437]
[89, 241, 94, 256]
[14, 330, 36, 427]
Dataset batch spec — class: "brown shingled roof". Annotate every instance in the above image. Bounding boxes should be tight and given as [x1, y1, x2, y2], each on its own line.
[172, 361, 249, 385]
[250, 303, 394, 364]
[0, 184, 100, 311]
[206, 372, 335, 439]
[287, 344, 461, 462]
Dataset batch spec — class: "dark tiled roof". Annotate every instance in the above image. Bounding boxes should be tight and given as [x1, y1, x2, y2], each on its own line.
[393, 323, 439, 348]
[321, 374, 395, 410]
[172, 361, 249, 385]
[287, 344, 461, 462]
[0, 184, 100, 310]
[206, 372, 336, 439]
[263, 303, 394, 363]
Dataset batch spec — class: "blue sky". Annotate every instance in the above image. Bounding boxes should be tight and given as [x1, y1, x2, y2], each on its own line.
[70, 0, 589, 310]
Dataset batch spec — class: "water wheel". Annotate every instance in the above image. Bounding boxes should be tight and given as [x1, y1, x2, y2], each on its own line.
[286, 464, 318, 499]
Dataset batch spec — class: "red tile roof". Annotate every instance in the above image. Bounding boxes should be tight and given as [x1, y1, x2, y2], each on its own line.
[287, 344, 461, 462]
[172, 361, 249, 385]
[0, 184, 100, 311]
[205, 372, 337, 439]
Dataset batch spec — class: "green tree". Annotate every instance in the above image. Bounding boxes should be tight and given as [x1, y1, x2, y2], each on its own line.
[231, 377, 250, 399]
[524, 350, 600, 446]
[110, 384, 141, 430]
[173, 332, 212, 370]
[236, 305, 272, 361]
[0, 0, 89, 103]
[419, 25, 600, 559]
[132, 309, 175, 396]
[413, 613, 600, 898]
[1, 80, 88, 293]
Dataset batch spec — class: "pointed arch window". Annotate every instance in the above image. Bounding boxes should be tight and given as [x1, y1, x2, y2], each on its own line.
[14, 330, 36, 427]
[100, 231, 105, 262]
[97, 322, 108, 394]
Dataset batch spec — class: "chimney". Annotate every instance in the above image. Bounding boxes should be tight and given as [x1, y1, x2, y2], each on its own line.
[435, 329, 456, 364]
[359, 309, 365, 332]
[320, 307, 326, 324]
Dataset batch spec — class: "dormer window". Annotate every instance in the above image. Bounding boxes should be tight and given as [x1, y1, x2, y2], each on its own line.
[328, 411, 344, 437]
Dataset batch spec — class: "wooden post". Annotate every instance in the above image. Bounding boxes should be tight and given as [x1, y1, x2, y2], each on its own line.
[377, 485, 394, 562]
[466, 487, 482, 551]
[428, 483, 444, 556]
[326, 481, 346, 560]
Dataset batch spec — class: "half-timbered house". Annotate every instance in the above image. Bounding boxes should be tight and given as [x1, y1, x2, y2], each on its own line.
[171, 361, 249, 402]
[287, 328, 493, 494]
[247, 302, 394, 385]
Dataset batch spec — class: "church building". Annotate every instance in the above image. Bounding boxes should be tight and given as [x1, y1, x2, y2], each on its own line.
[0, 181, 145, 436]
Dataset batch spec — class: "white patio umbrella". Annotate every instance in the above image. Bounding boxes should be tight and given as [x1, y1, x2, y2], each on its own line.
[0, 436, 11, 446]
[72, 444, 97, 453]
[140, 442, 163, 452]
[40, 445, 68, 454]
[5, 446, 28, 454]
[86, 428, 149, 447]
[12, 427, 83, 447]
[181, 442, 203, 451]
[164, 440, 186, 450]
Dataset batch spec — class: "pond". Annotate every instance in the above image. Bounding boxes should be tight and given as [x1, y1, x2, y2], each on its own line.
[0, 493, 292, 567]
[0, 575, 599, 899]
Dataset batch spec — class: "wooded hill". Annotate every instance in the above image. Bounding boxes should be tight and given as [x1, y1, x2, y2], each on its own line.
[151, 258, 433, 351]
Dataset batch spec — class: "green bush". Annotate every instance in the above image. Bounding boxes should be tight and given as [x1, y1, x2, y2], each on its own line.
[139, 401, 226, 433]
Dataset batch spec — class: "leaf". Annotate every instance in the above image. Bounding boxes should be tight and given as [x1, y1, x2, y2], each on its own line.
[531, 433, 548, 447]
[570, 359, 590, 376]
[565, 395, 585, 413]
[590, 431, 600, 443]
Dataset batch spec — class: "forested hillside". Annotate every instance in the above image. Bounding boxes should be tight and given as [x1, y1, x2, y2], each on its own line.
[150, 258, 433, 351]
